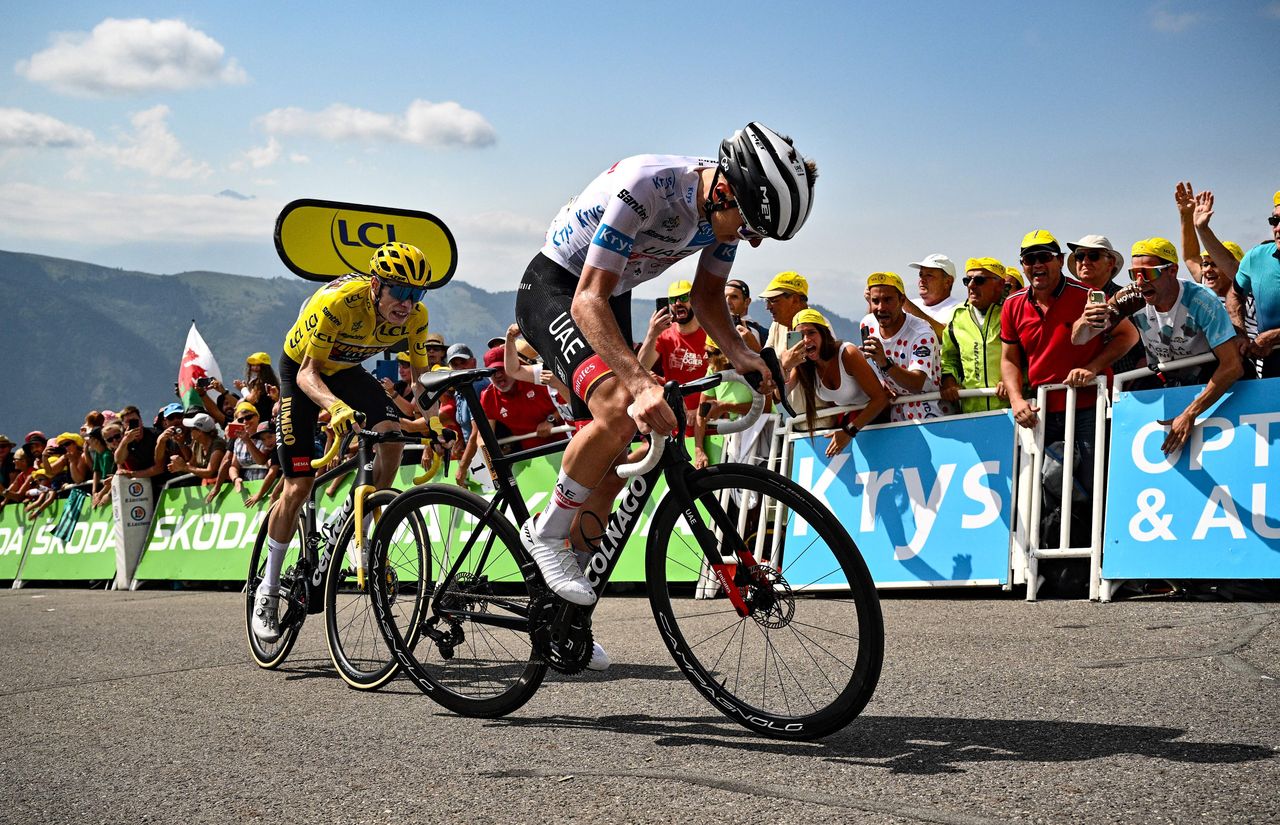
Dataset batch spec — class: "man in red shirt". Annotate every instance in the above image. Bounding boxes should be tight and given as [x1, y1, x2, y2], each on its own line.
[639, 279, 709, 414]
[1000, 229, 1137, 428]
[476, 346, 565, 453]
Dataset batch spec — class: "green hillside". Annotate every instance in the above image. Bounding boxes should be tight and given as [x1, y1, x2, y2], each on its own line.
[0, 249, 859, 439]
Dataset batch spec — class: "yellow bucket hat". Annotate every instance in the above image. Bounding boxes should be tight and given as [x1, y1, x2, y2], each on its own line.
[965, 257, 1006, 276]
[1131, 237, 1178, 265]
[246, 352, 272, 366]
[791, 308, 831, 329]
[866, 271, 906, 294]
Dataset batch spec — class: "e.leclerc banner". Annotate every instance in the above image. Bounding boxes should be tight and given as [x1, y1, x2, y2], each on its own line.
[1103, 378, 1280, 580]
[17, 495, 117, 582]
[786, 411, 1014, 587]
[274, 199, 457, 286]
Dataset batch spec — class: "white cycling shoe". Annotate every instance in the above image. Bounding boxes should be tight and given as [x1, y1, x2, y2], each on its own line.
[520, 520, 597, 606]
[251, 588, 281, 643]
[587, 641, 610, 672]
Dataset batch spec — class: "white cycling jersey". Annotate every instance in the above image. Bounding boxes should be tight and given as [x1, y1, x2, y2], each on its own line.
[539, 154, 740, 296]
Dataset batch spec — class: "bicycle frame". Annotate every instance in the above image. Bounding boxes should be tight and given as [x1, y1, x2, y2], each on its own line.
[418, 373, 762, 632]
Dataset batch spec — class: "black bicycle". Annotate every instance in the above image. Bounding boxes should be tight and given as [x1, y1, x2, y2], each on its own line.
[245, 425, 428, 690]
[368, 350, 883, 739]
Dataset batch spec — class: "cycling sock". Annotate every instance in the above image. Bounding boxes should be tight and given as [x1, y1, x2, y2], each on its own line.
[262, 537, 289, 593]
[533, 472, 591, 541]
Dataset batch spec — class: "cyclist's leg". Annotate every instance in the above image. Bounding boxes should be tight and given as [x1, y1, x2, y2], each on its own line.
[264, 354, 322, 585]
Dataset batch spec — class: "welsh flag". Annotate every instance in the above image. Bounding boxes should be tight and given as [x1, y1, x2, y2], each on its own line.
[177, 322, 223, 411]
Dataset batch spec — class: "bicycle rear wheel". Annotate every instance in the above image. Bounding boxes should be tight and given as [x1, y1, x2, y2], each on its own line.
[647, 463, 883, 740]
[324, 489, 427, 690]
[368, 485, 546, 717]
[245, 507, 305, 669]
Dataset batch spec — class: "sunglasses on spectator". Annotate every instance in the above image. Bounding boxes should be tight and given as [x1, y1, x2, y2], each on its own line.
[1075, 250, 1109, 263]
[424, 344, 446, 351]
[668, 293, 691, 304]
[105, 434, 122, 444]
[1128, 263, 1176, 281]
[235, 415, 257, 423]
[1268, 215, 1280, 227]
[1020, 251, 1059, 265]
[385, 284, 428, 304]
[962, 275, 997, 286]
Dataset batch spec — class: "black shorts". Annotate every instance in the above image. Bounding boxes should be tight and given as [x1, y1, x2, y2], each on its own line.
[514, 252, 633, 421]
[275, 354, 400, 477]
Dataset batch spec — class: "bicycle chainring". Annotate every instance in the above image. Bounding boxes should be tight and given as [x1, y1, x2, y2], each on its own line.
[528, 594, 593, 675]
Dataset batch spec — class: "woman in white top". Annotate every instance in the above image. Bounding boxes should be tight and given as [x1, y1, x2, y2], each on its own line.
[782, 308, 888, 457]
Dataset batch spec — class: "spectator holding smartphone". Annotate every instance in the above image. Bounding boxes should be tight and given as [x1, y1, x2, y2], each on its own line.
[89, 424, 119, 508]
[235, 353, 280, 421]
[244, 424, 281, 508]
[639, 280, 710, 419]
[170, 413, 227, 488]
[860, 271, 945, 421]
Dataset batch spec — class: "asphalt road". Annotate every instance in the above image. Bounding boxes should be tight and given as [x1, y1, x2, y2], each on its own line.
[1, 588, 1276, 825]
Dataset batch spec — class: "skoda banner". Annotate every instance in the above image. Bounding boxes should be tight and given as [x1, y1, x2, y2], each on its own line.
[0, 504, 31, 581]
[1103, 378, 1280, 580]
[275, 199, 457, 286]
[130, 440, 722, 585]
[786, 411, 1015, 587]
[17, 496, 118, 582]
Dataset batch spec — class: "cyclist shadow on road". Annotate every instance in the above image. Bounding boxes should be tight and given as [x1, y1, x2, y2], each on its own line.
[481, 712, 1275, 776]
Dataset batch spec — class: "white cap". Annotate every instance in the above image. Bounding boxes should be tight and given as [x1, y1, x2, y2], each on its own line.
[908, 253, 957, 280]
[181, 413, 216, 433]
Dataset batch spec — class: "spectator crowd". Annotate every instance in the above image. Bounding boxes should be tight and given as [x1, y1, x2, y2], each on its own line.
[5, 183, 1278, 550]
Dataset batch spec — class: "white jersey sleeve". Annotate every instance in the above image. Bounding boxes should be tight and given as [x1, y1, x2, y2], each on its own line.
[540, 155, 739, 296]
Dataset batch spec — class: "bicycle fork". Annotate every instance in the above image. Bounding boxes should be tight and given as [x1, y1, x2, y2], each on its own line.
[667, 466, 762, 619]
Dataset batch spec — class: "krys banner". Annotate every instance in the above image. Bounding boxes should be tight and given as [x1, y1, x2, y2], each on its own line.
[275, 199, 457, 286]
[786, 411, 1015, 587]
[1103, 378, 1280, 580]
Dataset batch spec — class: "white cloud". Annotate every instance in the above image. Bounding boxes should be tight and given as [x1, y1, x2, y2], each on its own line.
[1149, 2, 1201, 33]
[93, 105, 211, 179]
[455, 210, 544, 241]
[0, 107, 94, 148]
[0, 182, 279, 243]
[15, 17, 248, 96]
[288, 152, 310, 164]
[231, 136, 281, 171]
[259, 99, 497, 148]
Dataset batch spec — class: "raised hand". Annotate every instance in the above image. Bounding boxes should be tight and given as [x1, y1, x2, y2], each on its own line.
[1192, 190, 1214, 229]
[1174, 181, 1195, 217]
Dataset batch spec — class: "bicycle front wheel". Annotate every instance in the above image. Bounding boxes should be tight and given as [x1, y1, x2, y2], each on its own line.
[324, 489, 427, 690]
[368, 485, 546, 717]
[647, 463, 883, 740]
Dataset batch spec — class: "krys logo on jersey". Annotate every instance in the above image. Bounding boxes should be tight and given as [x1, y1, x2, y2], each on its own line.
[786, 411, 1015, 586]
[1103, 380, 1280, 579]
[274, 199, 458, 287]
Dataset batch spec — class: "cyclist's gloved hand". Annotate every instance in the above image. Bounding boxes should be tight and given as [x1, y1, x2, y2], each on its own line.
[327, 400, 358, 438]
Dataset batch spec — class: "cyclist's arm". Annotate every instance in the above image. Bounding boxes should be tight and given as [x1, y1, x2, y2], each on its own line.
[691, 270, 775, 395]
[571, 265, 654, 397]
[296, 356, 342, 411]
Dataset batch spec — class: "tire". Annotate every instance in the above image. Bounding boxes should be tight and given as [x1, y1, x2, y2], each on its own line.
[646, 463, 883, 740]
[246, 507, 305, 669]
[368, 485, 546, 716]
[324, 489, 427, 690]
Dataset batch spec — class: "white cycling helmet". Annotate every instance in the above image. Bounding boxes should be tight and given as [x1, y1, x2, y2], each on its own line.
[718, 122, 815, 241]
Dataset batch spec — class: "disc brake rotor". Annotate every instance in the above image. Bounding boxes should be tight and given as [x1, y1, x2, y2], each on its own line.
[745, 564, 795, 629]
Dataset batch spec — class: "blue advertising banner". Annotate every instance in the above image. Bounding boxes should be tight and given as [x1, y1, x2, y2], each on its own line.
[1103, 378, 1280, 579]
[786, 411, 1014, 587]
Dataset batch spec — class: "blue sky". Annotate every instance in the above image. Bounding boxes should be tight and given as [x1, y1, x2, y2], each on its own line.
[1, 1, 1277, 310]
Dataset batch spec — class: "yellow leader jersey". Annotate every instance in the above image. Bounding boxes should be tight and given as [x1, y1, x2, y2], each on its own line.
[283, 274, 431, 375]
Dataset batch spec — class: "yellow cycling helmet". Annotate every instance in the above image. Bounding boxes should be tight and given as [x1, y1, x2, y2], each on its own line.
[369, 242, 431, 287]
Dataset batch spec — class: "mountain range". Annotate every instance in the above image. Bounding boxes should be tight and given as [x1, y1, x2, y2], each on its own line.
[0, 249, 858, 439]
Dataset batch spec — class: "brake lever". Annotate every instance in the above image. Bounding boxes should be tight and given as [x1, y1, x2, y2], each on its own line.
[743, 347, 796, 418]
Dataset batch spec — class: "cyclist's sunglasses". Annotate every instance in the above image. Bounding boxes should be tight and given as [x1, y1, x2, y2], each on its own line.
[385, 284, 428, 304]
[1020, 250, 1059, 266]
[962, 275, 997, 286]
[1128, 263, 1175, 281]
[668, 293, 691, 304]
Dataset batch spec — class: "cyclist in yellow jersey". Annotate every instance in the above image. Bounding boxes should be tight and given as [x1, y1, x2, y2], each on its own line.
[252, 241, 434, 643]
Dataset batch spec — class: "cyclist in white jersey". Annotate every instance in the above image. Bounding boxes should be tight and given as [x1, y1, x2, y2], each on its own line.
[514, 123, 818, 626]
